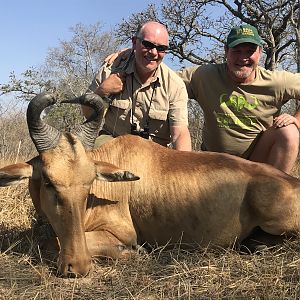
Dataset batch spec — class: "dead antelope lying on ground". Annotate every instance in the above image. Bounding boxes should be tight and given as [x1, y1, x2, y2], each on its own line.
[0, 92, 300, 278]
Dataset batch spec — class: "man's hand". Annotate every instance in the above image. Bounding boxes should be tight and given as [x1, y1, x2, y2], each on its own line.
[95, 72, 126, 97]
[273, 113, 300, 129]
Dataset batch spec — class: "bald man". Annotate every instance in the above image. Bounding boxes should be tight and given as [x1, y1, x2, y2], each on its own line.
[83, 21, 191, 151]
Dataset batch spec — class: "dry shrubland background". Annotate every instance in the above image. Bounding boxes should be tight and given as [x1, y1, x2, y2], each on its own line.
[0, 99, 300, 299]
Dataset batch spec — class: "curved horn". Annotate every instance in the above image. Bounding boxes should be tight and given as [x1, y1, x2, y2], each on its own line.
[62, 93, 110, 150]
[27, 92, 61, 152]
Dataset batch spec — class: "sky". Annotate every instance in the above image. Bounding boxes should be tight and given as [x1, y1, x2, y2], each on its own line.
[0, 0, 162, 86]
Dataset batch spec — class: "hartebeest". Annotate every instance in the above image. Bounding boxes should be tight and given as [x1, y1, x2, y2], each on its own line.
[1, 92, 300, 277]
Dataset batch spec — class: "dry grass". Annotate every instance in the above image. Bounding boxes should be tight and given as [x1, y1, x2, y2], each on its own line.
[1, 170, 300, 299]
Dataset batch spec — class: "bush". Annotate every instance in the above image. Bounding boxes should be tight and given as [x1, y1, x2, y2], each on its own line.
[0, 99, 36, 162]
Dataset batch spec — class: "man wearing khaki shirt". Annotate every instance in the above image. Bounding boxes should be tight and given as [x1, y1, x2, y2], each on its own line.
[83, 21, 191, 151]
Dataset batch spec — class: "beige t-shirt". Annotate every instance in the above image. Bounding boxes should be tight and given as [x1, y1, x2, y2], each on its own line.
[88, 51, 189, 146]
[178, 63, 300, 156]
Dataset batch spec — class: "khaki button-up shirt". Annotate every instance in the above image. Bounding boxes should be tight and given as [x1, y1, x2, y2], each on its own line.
[88, 50, 189, 146]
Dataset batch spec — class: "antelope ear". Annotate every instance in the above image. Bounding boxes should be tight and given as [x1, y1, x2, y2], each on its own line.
[0, 163, 33, 186]
[94, 161, 140, 182]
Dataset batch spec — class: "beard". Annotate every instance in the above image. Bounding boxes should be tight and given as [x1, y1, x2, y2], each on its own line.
[232, 65, 255, 79]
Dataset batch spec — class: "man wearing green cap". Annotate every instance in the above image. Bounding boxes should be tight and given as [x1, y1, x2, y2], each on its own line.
[177, 24, 300, 174]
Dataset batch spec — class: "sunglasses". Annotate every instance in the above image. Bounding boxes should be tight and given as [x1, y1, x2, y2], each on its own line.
[139, 39, 169, 52]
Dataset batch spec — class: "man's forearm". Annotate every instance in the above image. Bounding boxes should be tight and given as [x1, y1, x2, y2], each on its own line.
[171, 126, 192, 151]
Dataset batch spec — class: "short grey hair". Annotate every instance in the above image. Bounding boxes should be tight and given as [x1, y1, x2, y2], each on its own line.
[135, 23, 146, 39]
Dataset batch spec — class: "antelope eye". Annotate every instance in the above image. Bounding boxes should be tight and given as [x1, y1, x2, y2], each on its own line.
[42, 175, 54, 188]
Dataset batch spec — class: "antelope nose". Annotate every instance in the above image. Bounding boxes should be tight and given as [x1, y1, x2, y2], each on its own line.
[58, 256, 91, 278]
[59, 263, 90, 278]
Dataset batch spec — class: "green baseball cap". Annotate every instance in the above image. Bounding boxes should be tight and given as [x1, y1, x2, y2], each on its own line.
[226, 24, 263, 48]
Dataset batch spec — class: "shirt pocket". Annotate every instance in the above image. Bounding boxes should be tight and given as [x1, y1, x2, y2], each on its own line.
[148, 108, 169, 121]
[111, 98, 131, 110]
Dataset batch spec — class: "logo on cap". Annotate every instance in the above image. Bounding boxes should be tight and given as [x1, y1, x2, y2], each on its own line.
[237, 27, 255, 37]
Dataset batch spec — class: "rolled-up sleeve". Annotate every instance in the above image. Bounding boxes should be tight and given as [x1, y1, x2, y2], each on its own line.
[176, 66, 199, 100]
[168, 78, 189, 126]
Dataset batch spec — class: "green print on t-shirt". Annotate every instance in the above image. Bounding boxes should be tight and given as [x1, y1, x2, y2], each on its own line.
[220, 94, 259, 111]
[216, 93, 260, 129]
[214, 112, 258, 129]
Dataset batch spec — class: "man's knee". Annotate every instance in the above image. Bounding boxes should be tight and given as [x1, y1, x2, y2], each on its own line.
[278, 125, 299, 146]
[265, 125, 299, 145]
